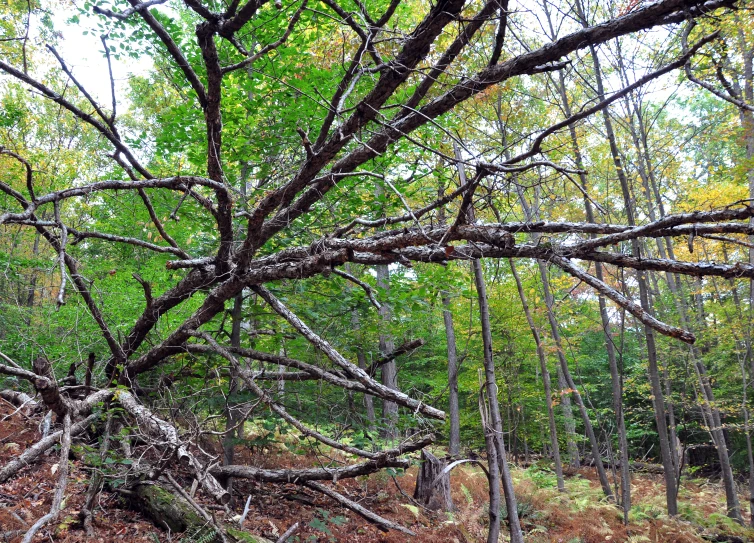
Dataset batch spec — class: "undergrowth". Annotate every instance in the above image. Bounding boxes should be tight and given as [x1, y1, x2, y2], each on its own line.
[430, 462, 754, 543]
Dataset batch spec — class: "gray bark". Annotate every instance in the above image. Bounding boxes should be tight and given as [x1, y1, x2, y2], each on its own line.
[549, 59, 631, 516]
[537, 260, 614, 501]
[376, 263, 398, 440]
[413, 449, 455, 511]
[473, 258, 524, 543]
[509, 259, 565, 491]
[572, 13, 678, 511]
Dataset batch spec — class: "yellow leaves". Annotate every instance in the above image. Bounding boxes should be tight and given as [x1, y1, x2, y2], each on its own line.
[677, 180, 747, 214]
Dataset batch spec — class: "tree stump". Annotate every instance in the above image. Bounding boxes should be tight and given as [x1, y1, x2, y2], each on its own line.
[413, 450, 454, 512]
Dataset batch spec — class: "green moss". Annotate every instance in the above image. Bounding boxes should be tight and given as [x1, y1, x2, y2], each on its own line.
[135, 483, 202, 532]
[226, 527, 272, 543]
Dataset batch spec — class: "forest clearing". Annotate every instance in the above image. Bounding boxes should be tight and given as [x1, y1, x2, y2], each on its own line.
[2, 0, 754, 541]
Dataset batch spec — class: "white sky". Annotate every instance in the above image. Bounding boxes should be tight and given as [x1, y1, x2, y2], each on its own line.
[49, 3, 154, 111]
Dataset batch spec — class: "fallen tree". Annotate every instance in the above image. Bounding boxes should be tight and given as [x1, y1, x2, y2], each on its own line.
[0, 0, 747, 540]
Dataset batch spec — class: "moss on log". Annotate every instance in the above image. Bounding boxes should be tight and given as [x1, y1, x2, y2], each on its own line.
[129, 482, 271, 543]
[132, 482, 204, 533]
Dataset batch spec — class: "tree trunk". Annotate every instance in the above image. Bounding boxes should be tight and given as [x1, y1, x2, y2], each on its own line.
[742, 360, 754, 527]
[454, 143, 522, 542]
[131, 482, 211, 535]
[376, 264, 398, 440]
[510, 259, 565, 491]
[576, 26, 678, 513]
[479, 366, 503, 543]
[537, 260, 614, 501]
[473, 258, 524, 543]
[413, 450, 454, 512]
[442, 292, 461, 457]
[620, 37, 741, 519]
[550, 61, 630, 516]
[223, 292, 244, 499]
[346, 264, 376, 427]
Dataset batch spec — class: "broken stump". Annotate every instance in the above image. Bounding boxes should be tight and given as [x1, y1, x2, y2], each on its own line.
[413, 449, 454, 512]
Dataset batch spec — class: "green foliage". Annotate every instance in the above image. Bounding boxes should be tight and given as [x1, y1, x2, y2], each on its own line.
[3, 3, 754, 539]
[308, 508, 348, 540]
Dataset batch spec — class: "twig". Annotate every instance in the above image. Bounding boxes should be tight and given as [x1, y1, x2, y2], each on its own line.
[276, 522, 299, 543]
[238, 495, 252, 525]
[331, 268, 381, 309]
[93, 0, 168, 20]
[303, 480, 415, 535]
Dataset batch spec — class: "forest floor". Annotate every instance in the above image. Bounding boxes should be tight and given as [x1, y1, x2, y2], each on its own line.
[1, 400, 753, 543]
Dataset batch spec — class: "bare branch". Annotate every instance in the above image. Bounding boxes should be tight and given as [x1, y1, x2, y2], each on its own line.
[331, 268, 381, 309]
[93, 0, 168, 20]
[304, 481, 415, 535]
[253, 286, 445, 419]
[549, 255, 695, 343]
[189, 330, 395, 458]
[221, 0, 309, 74]
[117, 390, 231, 504]
[21, 414, 72, 543]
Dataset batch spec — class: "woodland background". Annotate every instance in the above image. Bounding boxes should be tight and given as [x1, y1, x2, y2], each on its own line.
[2, 0, 754, 541]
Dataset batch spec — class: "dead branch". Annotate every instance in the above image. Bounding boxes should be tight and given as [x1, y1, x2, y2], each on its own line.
[116, 390, 230, 504]
[0, 390, 37, 411]
[364, 339, 426, 376]
[190, 330, 384, 459]
[20, 413, 71, 543]
[550, 255, 695, 343]
[276, 522, 299, 543]
[304, 480, 415, 535]
[211, 435, 431, 482]
[252, 286, 445, 420]
[0, 412, 98, 483]
[166, 472, 229, 543]
[331, 268, 381, 310]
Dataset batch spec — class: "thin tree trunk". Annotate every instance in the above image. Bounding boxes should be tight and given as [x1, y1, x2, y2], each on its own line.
[223, 292, 243, 498]
[739, 13, 754, 525]
[578, 29, 678, 513]
[376, 264, 398, 440]
[550, 61, 630, 512]
[473, 258, 524, 543]
[620, 48, 741, 519]
[510, 259, 565, 491]
[442, 292, 461, 456]
[438, 176, 461, 456]
[344, 265, 376, 426]
[479, 368, 503, 543]
[742, 359, 754, 527]
[454, 143, 522, 542]
[537, 260, 614, 501]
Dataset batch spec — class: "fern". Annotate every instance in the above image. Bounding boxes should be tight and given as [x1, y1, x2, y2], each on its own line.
[460, 484, 474, 506]
[179, 527, 217, 543]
